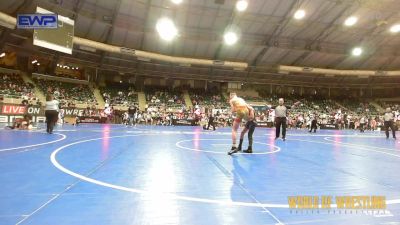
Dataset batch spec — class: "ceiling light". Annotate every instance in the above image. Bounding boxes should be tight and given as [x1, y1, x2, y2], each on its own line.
[390, 24, 400, 33]
[294, 9, 306, 20]
[224, 31, 238, 45]
[352, 47, 362, 56]
[236, 0, 248, 12]
[170, 0, 182, 4]
[156, 18, 178, 41]
[344, 16, 358, 26]
[0, 52, 5, 57]
[31, 60, 37, 64]
[37, 63, 40, 66]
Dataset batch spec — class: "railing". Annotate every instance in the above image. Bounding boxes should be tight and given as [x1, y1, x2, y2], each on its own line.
[0, 96, 22, 104]
[32, 73, 89, 85]
[0, 67, 20, 74]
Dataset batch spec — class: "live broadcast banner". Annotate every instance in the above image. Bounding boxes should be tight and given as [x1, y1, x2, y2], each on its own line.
[0, 103, 103, 123]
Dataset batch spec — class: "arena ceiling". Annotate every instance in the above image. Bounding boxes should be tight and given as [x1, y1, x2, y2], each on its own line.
[1, 0, 400, 86]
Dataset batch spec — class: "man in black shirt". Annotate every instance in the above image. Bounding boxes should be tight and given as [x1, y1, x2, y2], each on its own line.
[128, 105, 137, 126]
[204, 112, 216, 131]
[309, 113, 318, 133]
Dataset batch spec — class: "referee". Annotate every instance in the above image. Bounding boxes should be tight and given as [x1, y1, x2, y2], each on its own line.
[269, 98, 300, 141]
[309, 113, 318, 133]
[384, 107, 397, 139]
[203, 112, 216, 131]
[128, 105, 137, 126]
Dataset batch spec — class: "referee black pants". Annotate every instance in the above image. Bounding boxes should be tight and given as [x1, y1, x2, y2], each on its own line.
[45, 110, 58, 133]
[384, 121, 396, 138]
[359, 123, 365, 132]
[275, 117, 287, 138]
[310, 120, 317, 132]
[207, 119, 216, 130]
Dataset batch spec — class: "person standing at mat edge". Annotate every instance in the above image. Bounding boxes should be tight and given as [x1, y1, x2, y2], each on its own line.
[270, 98, 300, 141]
[309, 113, 318, 133]
[384, 107, 397, 139]
[128, 105, 137, 126]
[45, 94, 59, 134]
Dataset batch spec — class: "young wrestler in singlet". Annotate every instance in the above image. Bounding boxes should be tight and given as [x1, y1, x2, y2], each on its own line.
[228, 93, 255, 155]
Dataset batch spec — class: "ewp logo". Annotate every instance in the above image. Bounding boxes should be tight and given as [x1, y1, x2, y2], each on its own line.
[17, 14, 58, 29]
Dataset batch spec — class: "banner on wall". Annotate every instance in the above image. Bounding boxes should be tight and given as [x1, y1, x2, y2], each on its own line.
[1, 105, 41, 115]
[0, 115, 46, 123]
[320, 123, 339, 130]
[172, 119, 196, 126]
[0, 104, 105, 123]
[256, 121, 273, 128]
[78, 116, 107, 124]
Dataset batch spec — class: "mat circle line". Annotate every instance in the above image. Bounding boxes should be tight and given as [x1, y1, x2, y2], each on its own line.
[176, 138, 280, 155]
[0, 132, 67, 152]
[50, 134, 400, 208]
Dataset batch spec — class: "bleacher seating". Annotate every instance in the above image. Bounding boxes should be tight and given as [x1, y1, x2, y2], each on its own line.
[377, 100, 400, 111]
[0, 73, 35, 99]
[243, 96, 265, 102]
[34, 78, 96, 104]
[190, 89, 229, 109]
[336, 99, 378, 114]
[145, 86, 185, 110]
[0, 73, 396, 129]
[100, 86, 138, 106]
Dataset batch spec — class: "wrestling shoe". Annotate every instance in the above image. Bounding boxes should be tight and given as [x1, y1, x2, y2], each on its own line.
[228, 147, 239, 155]
[243, 147, 252, 154]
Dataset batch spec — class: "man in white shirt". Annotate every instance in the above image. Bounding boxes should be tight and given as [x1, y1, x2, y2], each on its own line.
[359, 115, 366, 133]
[45, 95, 59, 134]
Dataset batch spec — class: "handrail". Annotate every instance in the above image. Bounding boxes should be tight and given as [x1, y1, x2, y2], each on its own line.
[32, 73, 89, 85]
[279, 65, 400, 77]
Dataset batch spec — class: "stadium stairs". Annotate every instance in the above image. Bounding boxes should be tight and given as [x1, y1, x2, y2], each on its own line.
[22, 72, 46, 103]
[370, 101, 384, 113]
[90, 84, 105, 109]
[222, 92, 229, 101]
[379, 97, 400, 101]
[334, 101, 353, 114]
[183, 90, 193, 108]
[137, 92, 147, 111]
